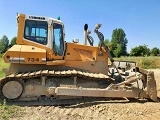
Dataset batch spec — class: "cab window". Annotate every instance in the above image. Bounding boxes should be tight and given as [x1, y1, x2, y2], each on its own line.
[53, 23, 64, 56]
[24, 20, 48, 45]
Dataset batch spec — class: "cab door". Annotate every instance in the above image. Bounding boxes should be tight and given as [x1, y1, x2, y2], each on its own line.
[52, 23, 65, 58]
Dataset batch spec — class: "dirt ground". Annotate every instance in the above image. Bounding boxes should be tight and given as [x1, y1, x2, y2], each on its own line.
[3, 69, 160, 120]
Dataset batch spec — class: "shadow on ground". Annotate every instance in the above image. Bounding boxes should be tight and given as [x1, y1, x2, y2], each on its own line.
[0, 97, 159, 108]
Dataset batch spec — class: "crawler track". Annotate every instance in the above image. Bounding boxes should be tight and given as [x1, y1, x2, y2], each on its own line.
[0, 70, 114, 104]
[0, 69, 112, 81]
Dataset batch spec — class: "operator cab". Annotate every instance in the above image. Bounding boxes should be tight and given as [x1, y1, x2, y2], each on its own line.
[22, 14, 65, 57]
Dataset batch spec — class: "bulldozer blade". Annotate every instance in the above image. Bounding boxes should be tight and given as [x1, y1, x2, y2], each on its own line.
[146, 71, 158, 101]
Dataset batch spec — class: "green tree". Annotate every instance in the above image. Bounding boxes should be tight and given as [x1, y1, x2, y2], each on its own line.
[110, 28, 128, 57]
[151, 47, 159, 56]
[113, 44, 122, 57]
[130, 45, 150, 56]
[9, 37, 17, 48]
[0, 35, 9, 53]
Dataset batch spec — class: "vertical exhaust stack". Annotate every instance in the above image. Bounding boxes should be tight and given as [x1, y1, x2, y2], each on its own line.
[84, 24, 88, 45]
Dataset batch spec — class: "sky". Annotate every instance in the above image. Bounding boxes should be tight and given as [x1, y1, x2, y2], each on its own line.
[0, 0, 160, 52]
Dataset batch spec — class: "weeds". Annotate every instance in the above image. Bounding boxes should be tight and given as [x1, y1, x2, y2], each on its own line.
[0, 103, 25, 120]
[140, 58, 156, 69]
[3, 99, 7, 109]
[0, 56, 9, 78]
[114, 56, 160, 69]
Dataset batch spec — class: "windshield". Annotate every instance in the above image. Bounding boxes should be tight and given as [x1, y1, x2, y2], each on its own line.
[53, 23, 64, 56]
[24, 20, 48, 45]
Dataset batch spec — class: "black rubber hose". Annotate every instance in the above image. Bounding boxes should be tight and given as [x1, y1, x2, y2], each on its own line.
[87, 35, 94, 46]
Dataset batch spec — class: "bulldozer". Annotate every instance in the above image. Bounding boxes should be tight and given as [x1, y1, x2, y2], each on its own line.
[0, 13, 158, 103]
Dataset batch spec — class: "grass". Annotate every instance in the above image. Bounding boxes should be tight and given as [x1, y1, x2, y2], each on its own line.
[114, 56, 160, 69]
[0, 100, 25, 120]
[0, 56, 9, 78]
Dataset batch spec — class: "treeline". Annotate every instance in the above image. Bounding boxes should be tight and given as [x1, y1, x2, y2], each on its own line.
[0, 35, 16, 54]
[99, 28, 160, 57]
[130, 45, 160, 56]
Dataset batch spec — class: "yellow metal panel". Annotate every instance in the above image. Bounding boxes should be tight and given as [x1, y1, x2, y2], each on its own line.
[20, 45, 46, 64]
[46, 60, 65, 65]
[65, 43, 108, 61]
[8, 45, 22, 51]
[20, 45, 45, 52]
[20, 39, 63, 60]
[16, 14, 25, 44]
[63, 43, 109, 75]
[2, 45, 21, 63]
[65, 60, 108, 75]
[65, 43, 97, 61]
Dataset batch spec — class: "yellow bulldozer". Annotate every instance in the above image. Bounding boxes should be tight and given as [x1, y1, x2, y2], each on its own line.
[0, 13, 158, 103]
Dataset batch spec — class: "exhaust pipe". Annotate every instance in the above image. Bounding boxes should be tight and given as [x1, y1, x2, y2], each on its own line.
[84, 24, 88, 45]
